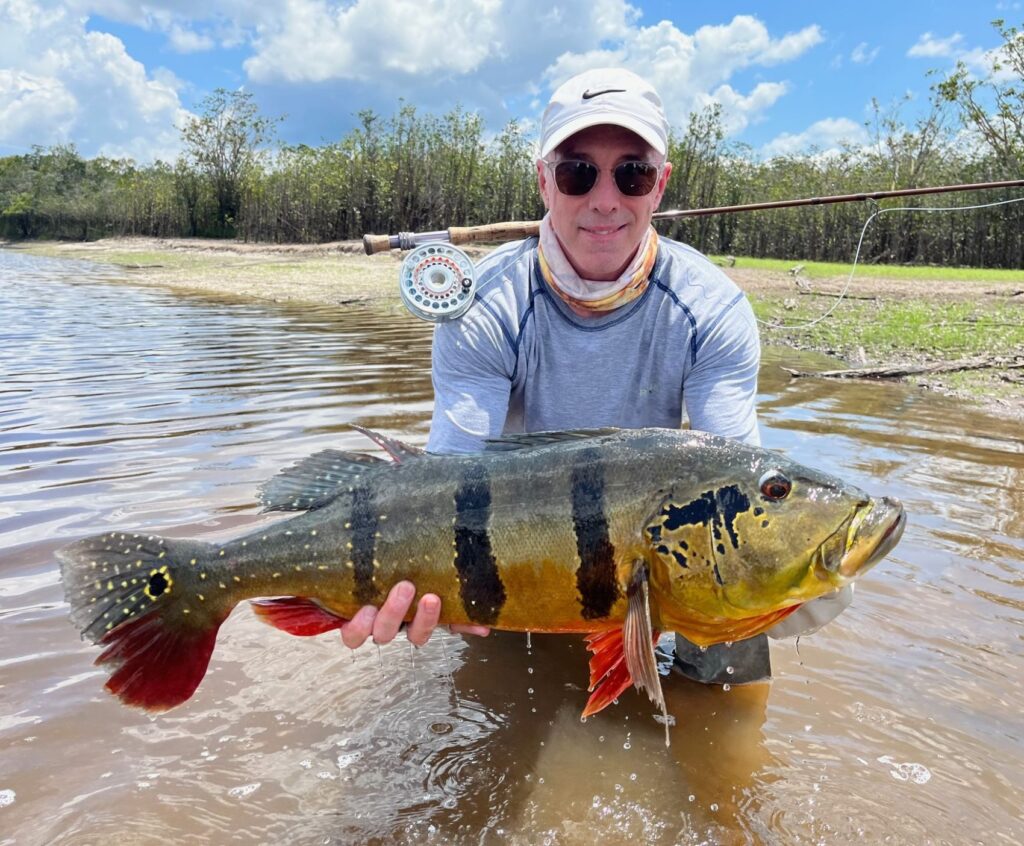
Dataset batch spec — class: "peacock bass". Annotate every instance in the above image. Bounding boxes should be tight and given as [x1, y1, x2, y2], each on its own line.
[57, 427, 905, 734]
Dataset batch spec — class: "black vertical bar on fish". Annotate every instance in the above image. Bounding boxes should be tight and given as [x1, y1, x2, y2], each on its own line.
[350, 485, 379, 605]
[571, 449, 619, 619]
[453, 463, 506, 625]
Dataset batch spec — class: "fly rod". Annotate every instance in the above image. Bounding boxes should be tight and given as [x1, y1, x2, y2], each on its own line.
[372, 177, 1024, 322]
[362, 178, 1024, 255]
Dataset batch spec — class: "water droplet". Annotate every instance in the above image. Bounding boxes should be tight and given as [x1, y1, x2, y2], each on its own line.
[725, 641, 733, 647]
[688, 794, 695, 802]
[538, 777, 545, 785]
[526, 631, 532, 649]
[722, 683, 731, 691]
[629, 773, 637, 781]
[623, 742, 631, 750]
[527, 688, 534, 695]
[527, 667, 534, 674]
[699, 645, 708, 653]
[580, 715, 587, 724]
[710, 803, 719, 812]
[726, 665, 735, 675]
[592, 796, 601, 808]
[598, 735, 605, 743]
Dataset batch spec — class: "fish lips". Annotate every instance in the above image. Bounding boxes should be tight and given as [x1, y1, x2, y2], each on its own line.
[815, 497, 906, 580]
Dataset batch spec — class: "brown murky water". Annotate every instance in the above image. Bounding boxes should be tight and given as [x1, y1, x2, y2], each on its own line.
[1, 250, 1022, 845]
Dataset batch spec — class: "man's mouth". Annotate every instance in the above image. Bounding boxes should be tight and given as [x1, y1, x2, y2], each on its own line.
[580, 224, 627, 236]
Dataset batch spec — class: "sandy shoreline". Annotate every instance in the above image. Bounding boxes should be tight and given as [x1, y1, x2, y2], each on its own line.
[6, 236, 1023, 419]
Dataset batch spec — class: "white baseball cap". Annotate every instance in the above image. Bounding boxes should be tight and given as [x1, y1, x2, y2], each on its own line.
[539, 67, 669, 158]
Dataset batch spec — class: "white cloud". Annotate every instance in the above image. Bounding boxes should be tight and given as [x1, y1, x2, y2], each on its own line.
[851, 42, 880, 65]
[167, 23, 215, 53]
[0, 0, 191, 161]
[543, 15, 822, 135]
[761, 117, 868, 158]
[907, 32, 963, 58]
[244, 0, 636, 83]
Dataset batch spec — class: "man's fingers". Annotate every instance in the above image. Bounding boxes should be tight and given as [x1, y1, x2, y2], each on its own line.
[450, 623, 491, 637]
[406, 593, 442, 647]
[340, 605, 377, 649]
[371, 581, 415, 645]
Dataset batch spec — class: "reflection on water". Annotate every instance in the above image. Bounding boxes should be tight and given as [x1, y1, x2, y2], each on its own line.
[1, 250, 1022, 845]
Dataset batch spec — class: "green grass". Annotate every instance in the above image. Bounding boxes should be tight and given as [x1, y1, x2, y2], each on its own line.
[750, 297, 1023, 357]
[712, 255, 1024, 283]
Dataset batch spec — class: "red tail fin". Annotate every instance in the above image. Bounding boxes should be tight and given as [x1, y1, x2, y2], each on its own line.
[250, 596, 347, 636]
[582, 627, 660, 718]
[96, 609, 227, 712]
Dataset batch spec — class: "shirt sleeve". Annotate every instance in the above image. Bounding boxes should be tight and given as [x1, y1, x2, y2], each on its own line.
[682, 294, 761, 447]
[426, 307, 516, 454]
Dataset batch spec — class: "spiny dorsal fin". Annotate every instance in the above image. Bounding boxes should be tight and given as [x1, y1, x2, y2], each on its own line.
[258, 449, 387, 512]
[351, 424, 426, 463]
[484, 428, 621, 452]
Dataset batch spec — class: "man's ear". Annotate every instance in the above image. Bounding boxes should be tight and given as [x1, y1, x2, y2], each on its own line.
[536, 159, 551, 210]
[652, 161, 673, 210]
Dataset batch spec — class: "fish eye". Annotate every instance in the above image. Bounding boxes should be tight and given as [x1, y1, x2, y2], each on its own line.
[759, 471, 792, 500]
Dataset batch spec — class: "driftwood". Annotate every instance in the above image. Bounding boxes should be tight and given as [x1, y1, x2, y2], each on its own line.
[782, 354, 1024, 380]
[797, 290, 880, 302]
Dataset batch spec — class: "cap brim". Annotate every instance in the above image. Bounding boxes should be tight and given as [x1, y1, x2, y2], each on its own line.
[540, 113, 667, 158]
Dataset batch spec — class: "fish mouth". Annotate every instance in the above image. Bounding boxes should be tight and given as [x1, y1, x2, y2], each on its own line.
[814, 497, 906, 580]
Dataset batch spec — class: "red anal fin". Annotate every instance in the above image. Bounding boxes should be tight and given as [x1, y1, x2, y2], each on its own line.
[250, 596, 348, 636]
[582, 626, 661, 718]
[96, 610, 227, 712]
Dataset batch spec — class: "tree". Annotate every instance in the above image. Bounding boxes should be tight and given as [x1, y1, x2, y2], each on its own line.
[935, 19, 1024, 172]
[180, 89, 280, 235]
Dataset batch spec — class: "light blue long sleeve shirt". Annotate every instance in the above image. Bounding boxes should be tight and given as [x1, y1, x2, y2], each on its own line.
[427, 236, 760, 453]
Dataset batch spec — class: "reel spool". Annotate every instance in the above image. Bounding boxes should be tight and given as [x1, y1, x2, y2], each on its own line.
[399, 242, 476, 322]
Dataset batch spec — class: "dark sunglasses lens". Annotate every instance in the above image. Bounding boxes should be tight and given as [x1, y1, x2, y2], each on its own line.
[553, 161, 598, 195]
[614, 161, 659, 196]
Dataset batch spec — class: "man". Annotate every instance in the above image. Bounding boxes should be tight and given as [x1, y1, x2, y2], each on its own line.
[340, 68, 847, 673]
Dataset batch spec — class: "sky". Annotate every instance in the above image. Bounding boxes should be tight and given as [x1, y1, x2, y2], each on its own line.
[0, 0, 1020, 163]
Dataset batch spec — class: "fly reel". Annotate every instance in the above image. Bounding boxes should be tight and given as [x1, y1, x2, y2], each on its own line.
[399, 242, 476, 322]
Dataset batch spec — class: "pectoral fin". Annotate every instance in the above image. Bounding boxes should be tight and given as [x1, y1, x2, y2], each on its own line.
[583, 562, 672, 746]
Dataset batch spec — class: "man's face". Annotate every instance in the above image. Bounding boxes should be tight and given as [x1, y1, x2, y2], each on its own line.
[537, 124, 672, 281]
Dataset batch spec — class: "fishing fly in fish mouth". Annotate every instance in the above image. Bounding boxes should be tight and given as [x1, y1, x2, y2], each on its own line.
[58, 427, 905, 742]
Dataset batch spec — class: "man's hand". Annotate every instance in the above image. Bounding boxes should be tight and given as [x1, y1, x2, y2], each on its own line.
[339, 580, 490, 648]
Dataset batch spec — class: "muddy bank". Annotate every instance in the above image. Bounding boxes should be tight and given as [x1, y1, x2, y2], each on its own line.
[6, 236, 1022, 419]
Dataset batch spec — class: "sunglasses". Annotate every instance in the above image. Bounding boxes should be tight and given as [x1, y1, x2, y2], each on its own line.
[543, 158, 663, 197]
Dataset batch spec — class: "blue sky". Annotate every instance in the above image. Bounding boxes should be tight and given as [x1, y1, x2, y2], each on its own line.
[0, 1, 1019, 162]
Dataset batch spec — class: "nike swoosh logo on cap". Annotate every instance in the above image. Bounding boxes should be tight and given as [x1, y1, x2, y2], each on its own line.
[581, 88, 627, 100]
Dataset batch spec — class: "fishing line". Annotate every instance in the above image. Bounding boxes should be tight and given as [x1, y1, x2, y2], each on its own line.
[758, 194, 1024, 331]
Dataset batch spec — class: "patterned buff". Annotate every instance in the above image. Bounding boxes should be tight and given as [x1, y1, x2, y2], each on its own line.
[537, 213, 659, 314]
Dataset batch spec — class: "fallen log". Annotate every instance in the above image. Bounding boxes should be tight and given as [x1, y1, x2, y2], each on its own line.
[781, 354, 1024, 380]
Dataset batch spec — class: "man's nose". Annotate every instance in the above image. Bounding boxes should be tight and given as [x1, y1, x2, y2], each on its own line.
[588, 169, 620, 214]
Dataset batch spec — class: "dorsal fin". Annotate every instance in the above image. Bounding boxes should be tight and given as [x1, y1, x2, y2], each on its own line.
[351, 424, 426, 463]
[484, 428, 621, 452]
[258, 449, 387, 512]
